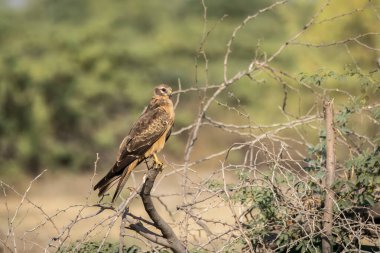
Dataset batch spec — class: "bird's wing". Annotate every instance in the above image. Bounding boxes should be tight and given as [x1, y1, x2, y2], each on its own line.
[94, 106, 172, 192]
[94, 106, 172, 193]
[118, 106, 173, 163]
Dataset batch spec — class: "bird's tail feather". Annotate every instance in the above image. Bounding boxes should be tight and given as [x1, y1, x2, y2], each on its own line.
[93, 162, 119, 192]
[111, 159, 139, 202]
[97, 176, 119, 197]
[94, 155, 136, 196]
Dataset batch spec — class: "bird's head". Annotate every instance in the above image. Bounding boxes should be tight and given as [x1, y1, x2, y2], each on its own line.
[154, 84, 173, 98]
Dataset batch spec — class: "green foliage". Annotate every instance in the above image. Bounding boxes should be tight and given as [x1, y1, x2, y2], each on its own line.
[57, 241, 141, 253]
[207, 179, 224, 192]
[0, 0, 196, 174]
[240, 145, 378, 252]
[298, 69, 338, 87]
[298, 140, 379, 251]
[0, 0, 378, 252]
[304, 130, 326, 173]
[220, 67, 379, 252]
[335, 148, 380, 208]
[0, 0, 294, 174]
[58, 241, 172, 253]
[233, 183, 278, 221]
[0, 0, 378, 176]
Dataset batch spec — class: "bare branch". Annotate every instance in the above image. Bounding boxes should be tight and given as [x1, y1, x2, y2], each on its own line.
[322, 100, 336, 253]
[140, 163, 186, 253]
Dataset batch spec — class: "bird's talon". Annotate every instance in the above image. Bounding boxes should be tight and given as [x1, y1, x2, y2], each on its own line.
[153, 161, 164, 171]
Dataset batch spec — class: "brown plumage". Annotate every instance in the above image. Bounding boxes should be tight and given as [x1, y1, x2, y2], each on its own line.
[94, 84, 175, 202]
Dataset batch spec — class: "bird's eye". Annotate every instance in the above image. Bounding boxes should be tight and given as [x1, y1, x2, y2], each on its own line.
[161, 88, 167, 93]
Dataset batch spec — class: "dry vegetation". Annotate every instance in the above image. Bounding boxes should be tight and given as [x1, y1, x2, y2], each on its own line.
[1, 1, 380, 252]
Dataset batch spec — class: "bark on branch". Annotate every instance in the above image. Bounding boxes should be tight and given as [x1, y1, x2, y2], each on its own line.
[322, 100, 336, 253]
[139, 163, 186, 253]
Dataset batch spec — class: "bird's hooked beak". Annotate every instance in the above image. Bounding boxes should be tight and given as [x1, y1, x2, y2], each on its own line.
[168, 88, 173, 99]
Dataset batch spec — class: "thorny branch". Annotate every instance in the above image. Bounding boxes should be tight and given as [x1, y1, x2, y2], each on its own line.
[139, 163, 186, 253]
[1, 1, 380, 252]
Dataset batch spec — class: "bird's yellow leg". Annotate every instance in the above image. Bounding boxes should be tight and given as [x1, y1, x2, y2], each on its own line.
[153, 153, 162, 165]
[153, 153, 164, 171]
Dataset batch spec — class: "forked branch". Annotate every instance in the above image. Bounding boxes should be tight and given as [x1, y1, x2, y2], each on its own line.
[134, 163, 186, 253]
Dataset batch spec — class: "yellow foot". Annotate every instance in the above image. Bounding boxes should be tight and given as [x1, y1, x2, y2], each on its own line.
[153, 153, 162, 165]
[155, 163, 164, 172]
[152, 153, 164, 171]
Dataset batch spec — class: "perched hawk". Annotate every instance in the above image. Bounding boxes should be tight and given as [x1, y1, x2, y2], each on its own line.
[94, 84, 175, 202]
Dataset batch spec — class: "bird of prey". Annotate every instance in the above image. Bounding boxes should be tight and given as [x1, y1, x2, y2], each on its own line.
[94, 84, 175, 202]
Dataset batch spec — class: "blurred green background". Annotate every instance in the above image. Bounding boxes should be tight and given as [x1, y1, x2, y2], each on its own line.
[0, 0, 378, 179]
